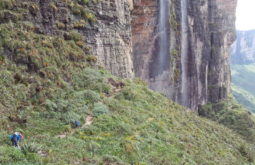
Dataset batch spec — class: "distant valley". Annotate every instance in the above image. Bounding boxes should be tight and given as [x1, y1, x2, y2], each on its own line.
[231, 30, 255, 112]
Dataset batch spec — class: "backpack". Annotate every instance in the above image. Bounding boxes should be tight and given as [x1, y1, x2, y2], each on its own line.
[74, 120, 81, 127]
[11, 134, 18, 141]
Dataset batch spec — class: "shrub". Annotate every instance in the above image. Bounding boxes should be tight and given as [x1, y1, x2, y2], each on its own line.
[238, 144, 255, 162]
[92, 102, 109, 117]
[67, 30, 83, 41]
[76, 0, 90, 5]
[72, 20, 86, 29]
[45, 99, 58, 112]
[0, 146, 25, 163]
[61, 111, 81, 123]
[0, 0, 14, 10]
[21, 142, 43, 154]
[82, 90, 101, 104]
[55, 21, 65, 29]
[0, 131, 10, 145]
[115, 87, 137, 101]
[73, 68, 110, 93]
[71, 3, 83, 15]
[86, 55, 97, 64]
[0, 10, 23, 23]
[83, 12, 96, 22]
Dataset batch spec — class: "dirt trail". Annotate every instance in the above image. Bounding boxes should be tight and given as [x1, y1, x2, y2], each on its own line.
[56, 115, 93, 138]
[56, 79, 124, 139]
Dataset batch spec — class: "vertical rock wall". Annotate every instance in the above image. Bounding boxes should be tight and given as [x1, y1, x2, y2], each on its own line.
[132, 0, 237, 110]
[182, 0, 237, 108]
[132, 0, 158, 80]
[86, 0, 134, 78]
[132, 0, 174, 98]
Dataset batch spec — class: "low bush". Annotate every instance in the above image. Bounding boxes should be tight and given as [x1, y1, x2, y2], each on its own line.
[198, 98, 255, 142]
[92, 102, 109, 117]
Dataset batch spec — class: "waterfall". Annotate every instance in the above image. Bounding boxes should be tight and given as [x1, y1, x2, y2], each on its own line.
[181, 0, 188, 106]
[158, 0, 169, 71]
[150, 0, 169, 78]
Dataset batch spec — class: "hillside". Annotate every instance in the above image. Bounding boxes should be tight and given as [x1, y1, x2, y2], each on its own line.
[0, 22, 254, 164]
[0, 61, 255, 164]
[230, 30, 255, 113]
[1, 0, 255, 164]
[231, 64, 255, 113]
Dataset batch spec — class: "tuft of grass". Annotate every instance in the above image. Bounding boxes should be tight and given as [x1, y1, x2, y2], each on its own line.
[0, 0, 14, 10]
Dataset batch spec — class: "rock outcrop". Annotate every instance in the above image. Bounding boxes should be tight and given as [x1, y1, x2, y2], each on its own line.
[231, 30, 255, 64]
[85, 0, 134, 78]
[14, 0, 134, 78]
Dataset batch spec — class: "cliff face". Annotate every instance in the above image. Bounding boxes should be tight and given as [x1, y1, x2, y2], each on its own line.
[231, 30, 255, 64]
[13, 0, 134, 78]
[186, 0, 237, 108]
[85, 0, 134, 78]
[132, 0, 237, 109]
[7, 0, 237, 110]
[131, 0, 173, 99]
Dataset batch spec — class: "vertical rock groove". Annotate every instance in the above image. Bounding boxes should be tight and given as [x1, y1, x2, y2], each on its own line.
[180, 0, 188, 106]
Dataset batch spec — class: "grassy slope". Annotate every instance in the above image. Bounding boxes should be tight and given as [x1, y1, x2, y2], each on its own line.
[198, 98, 255, 143]
[1, 65, 255, 165]
[231, 64, 255, 113]
[0, 1, 254, 165]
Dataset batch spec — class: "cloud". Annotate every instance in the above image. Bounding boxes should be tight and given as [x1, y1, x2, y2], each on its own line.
[236, 0, 255, 30]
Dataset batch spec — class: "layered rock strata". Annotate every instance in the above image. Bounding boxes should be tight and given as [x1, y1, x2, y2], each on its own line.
[16, 0, 134, 78]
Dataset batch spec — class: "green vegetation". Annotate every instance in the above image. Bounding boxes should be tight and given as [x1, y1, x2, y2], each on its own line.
[198, 98, 255, 142]
[69, 1, 97, 22]
[1, 61, 255, 164]
[0, 21, 254, 163]
[0, 24, 254, 162]
[0, 0, 255, 164]
[231, 64, 255, 113]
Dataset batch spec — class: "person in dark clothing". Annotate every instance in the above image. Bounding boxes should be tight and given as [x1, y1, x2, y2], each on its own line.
[10, 132, 23, 148]
[73, 120, 81, 128]
[11, 134, 18, 147]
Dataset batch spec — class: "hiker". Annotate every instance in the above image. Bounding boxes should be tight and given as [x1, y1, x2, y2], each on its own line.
[10, 132, 23, 148]
[73, 120, 81, 128]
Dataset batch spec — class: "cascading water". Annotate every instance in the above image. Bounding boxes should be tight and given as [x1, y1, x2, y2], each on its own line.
[158, 0, 169, 71]
[181, 0, 189, 106]
[149, 0, 169, 78]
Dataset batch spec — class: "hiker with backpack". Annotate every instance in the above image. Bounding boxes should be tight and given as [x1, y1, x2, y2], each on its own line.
[10, 132, 23, 148]
[73, 120, 81, 128]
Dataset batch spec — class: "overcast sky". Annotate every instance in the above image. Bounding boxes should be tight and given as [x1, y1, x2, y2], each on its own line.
[236, 0, 255, 30]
